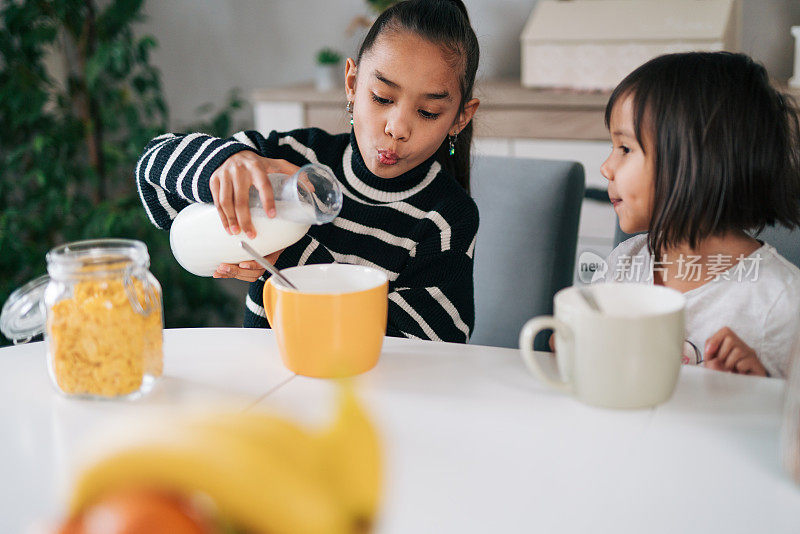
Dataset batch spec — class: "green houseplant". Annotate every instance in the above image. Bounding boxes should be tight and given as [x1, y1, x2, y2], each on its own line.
[314, 47, 342, 92]
[316, 47, 342, 66]
[0, 0, 242, 346]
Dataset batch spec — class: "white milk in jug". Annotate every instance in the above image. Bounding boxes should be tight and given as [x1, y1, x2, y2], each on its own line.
[169, 201, 310, 277]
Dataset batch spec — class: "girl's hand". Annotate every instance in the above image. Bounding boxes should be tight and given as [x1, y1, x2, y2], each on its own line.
[703, 327, 768, 376]
[213, 249, 284, 282]
[209, 152, 300, 238]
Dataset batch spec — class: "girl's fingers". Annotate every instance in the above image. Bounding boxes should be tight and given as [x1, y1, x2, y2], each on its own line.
[217, 173, 239, 235]
[214, 264, 235, 278]
[703, 327, 762, 376]
[262, 159, 300, 217]
[704, 337, 721, 361]
[233, 177, 255, 239]
[734, 357, 756, 375]
[704, 327, 732, 361]
[237, 260, 267, 271]
[716, 336, 738, 367]
[723, 347, 749, 372]
[252, 168, 276, 218]
[736, 357, 768, 377]
[214, 263, 263, 282]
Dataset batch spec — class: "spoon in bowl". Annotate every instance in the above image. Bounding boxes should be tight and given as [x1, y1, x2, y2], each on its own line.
[579, 287, 603, 313]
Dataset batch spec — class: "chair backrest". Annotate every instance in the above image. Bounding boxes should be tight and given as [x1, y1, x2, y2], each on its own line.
[613, 220, 800, 271]
[470, 156, 585, 349]
[754, 225, 800, 270]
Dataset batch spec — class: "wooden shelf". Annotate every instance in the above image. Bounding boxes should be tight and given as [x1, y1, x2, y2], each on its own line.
[252, 79, 800, 141]
[252, 79, 612, 141]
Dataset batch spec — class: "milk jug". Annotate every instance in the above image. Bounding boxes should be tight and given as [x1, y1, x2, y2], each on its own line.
[169, 163, 342, 276]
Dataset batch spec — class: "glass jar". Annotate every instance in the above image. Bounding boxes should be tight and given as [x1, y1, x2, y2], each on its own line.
[0, 239, 163, 399]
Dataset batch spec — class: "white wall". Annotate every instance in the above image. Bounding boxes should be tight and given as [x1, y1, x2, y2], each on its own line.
[740, 0, 800, 80]
[140, 0, 538, 129]
[139, 0, 800, 130]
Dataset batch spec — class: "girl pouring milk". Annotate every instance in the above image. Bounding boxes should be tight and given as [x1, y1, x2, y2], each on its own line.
[136, 0, 481, 343]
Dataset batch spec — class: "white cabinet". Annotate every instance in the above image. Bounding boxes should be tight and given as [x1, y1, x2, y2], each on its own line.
[253, 102, 304, 135]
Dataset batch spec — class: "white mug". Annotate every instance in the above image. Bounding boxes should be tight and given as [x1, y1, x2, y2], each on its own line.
[519, 283, 686, 409]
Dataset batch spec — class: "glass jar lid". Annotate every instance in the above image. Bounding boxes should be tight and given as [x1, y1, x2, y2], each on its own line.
[46, 238, 149, 278]
[0, 274, 49, 343]
[1, 239, 152, 344]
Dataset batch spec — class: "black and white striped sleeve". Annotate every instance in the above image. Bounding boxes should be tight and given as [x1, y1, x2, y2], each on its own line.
[387, 210, 479, 343]
[135, 131, 277, 230]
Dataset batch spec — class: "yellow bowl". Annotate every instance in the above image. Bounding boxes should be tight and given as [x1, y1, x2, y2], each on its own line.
[263, 264, 388, 377]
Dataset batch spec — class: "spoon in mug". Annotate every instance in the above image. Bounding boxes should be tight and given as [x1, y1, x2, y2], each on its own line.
[239, 241, 298, 290]
[579, 287, 603, 313]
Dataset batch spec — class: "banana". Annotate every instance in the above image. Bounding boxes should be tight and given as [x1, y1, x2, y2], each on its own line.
[67, 385, 382, 534]
[316, 384, 382, 524]
[69, 423, 351, 534]
[186, 411, 323, 475]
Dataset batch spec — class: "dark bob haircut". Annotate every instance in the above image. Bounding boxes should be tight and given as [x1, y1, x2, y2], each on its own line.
[605, 51, 800, 257]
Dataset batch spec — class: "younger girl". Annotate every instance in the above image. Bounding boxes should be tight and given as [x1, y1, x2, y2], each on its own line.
[136, 0, 480, 343]
[594, 51, 800, 377]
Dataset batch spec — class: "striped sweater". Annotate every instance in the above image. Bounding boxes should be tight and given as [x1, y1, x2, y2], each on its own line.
[136, 128, 479, 342]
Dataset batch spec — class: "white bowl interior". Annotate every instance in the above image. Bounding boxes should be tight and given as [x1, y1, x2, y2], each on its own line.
[273, 264, 387, 294]
[560, 283, 686, 317]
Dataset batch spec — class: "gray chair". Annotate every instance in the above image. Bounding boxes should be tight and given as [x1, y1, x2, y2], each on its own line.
[470, 156, 585, 349]
[754, 225, 800, 269]
[613, 219, 800, 270]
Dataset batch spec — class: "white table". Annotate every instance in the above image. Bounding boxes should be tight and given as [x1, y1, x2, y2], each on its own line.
[1, 328, 798, 533]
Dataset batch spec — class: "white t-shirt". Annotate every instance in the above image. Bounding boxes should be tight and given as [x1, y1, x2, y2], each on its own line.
[592, 234, 800, 377]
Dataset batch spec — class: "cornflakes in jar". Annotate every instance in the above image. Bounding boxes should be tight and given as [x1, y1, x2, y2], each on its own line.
[0, 239, 163, 399]
[48, 276, 162, 397]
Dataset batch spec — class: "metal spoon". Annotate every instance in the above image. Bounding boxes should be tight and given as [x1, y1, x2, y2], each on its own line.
[578, 287, 603, 313]
[239, 241, 298, 290]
